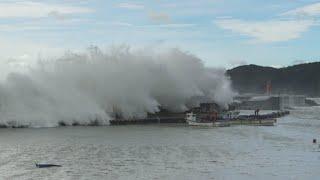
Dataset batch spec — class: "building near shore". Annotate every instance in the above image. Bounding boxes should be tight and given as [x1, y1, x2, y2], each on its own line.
[234, 94, 307, 110]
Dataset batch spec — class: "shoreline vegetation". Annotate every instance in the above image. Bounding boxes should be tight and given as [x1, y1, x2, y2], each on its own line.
[227, 62, 320, 96]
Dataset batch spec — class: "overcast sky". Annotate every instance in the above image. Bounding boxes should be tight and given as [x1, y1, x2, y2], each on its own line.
[0, 0, 320, 69]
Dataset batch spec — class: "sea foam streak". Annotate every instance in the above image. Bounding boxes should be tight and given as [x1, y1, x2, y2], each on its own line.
[0, 46, 234, 127]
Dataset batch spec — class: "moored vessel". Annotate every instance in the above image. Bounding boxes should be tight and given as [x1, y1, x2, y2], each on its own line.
[185, 112, 230, 127]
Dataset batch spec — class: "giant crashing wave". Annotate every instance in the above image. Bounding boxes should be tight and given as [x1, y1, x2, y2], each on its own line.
[0, 46, 235, 128]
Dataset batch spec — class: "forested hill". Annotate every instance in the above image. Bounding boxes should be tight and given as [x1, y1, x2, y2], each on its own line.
[226, 62, 320, 96]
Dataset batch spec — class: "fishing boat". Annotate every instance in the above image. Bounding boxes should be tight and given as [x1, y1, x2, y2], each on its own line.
[185, 112, 230, 127]
[186, 111, 277, 127]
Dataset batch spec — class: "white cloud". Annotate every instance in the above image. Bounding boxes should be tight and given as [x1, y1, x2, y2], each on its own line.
[214, 2, 320, 43]
[215, 16, 233, 20]
[141, 23, 196, 28]
[0, 20, 80, 31]
[48, 11, 69, 20]
[111, 21, 133, 27]
[117, 3, 144, 10]
[215, 19, 314, 42]
[291, 59, 309, 65]
[0, 1, 93, 18]
[282, 2, 320, 17]
[270, 64, 282, 68]
[228, 59, 247, 67]
[148, 11, 171, 24]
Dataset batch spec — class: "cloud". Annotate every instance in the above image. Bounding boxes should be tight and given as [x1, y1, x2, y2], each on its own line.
[117, 3, 144, 10]
[228, 59, 247, 67]
[291, 59, 309, 65]
[141, 23, 196, 28]
[282, 2, 320, 17]
[0, 1, 93, 18]
[215, 19, 314, 42]
[148, 11, 171, 24]
[48, 11, 69, 21]
[214, 2, 320, 43]
[270, 64, 282, 68]
[0, 20, 80, 32]
[111, 21, 133, 27]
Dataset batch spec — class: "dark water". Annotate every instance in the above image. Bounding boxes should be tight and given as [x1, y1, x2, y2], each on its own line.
[0, 109, 319, 180]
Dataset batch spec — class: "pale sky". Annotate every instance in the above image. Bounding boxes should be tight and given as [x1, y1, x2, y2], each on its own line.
[0, 0, 320, 69]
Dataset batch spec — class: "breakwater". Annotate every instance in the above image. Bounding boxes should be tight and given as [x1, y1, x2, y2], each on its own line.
[110, 111, 290, 126]
[0, 111, 290, 127]
[110, 117, 186, 125]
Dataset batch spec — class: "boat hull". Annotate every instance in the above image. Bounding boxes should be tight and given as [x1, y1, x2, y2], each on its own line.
[187, 121, 230, 127]
[187, 121, 213, 126]
[230, 118, 276, 126]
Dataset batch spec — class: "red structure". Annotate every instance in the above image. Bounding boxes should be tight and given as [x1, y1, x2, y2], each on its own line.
[266, 80, 272, 95]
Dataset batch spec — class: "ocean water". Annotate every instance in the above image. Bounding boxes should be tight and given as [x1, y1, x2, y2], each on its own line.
[0, 108, 319, 180]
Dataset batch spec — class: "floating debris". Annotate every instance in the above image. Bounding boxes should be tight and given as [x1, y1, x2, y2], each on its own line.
[35, 163, 62, 168]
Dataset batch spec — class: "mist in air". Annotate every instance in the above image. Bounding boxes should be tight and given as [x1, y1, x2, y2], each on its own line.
[0, 46, 235, 127]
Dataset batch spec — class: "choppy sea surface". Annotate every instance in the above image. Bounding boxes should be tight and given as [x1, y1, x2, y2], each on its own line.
[0, 108, 320, 180]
